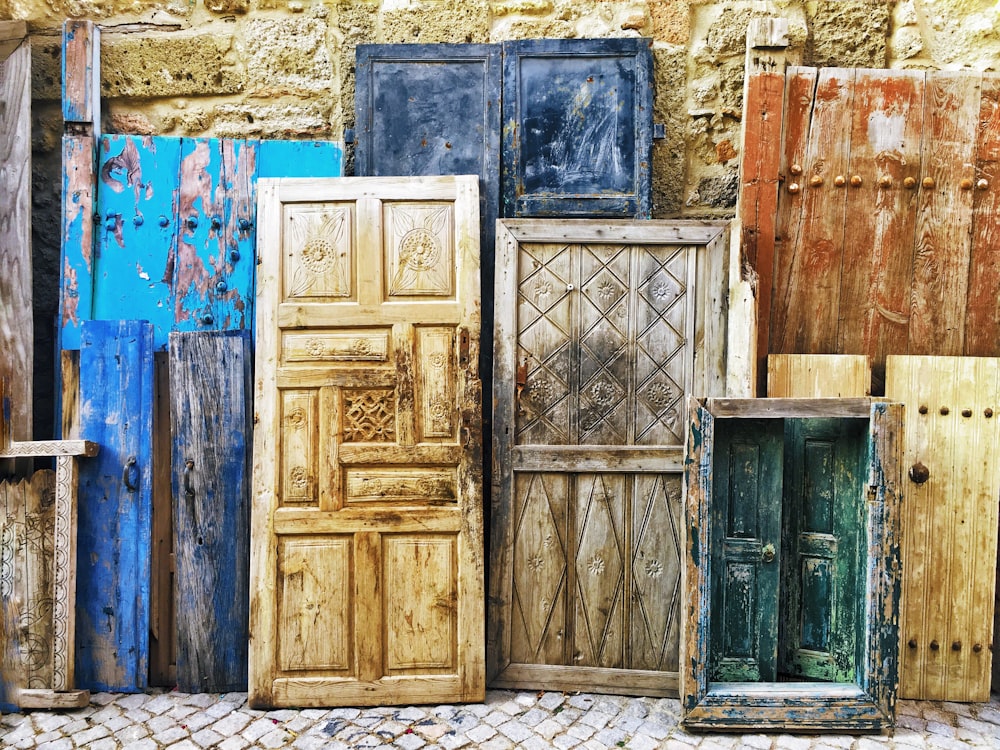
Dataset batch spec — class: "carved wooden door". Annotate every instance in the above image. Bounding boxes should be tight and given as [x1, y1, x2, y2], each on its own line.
[488, 219, 729, 696]
[249, 175, 484, 708]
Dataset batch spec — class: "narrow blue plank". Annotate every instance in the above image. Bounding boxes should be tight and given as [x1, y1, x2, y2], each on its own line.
[92, 135, 183, 350]
[168, 330, 251, 692]
[59, 135, 97, 352]
[256, 139, 344, 178]
[76, 320, 154, 692]
[174, 138, 256, 337]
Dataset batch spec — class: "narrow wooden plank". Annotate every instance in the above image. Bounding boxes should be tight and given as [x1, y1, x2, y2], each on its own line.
[52, 455, 83, 692]
[59, 135, 97, 352]
[148, 352, 174, 686]
[60, 350, 81, 440]
[839, 70, 924, 392]
[965, 74, 1000, 356]
[705, 398, 874, 419]
[61, 20, 100, 129]
[0, 38, 33, 441]
[0, 20, 26, 64]
[766, 354, 870, 397]
[771, 68, 852, 357]
[76, 320, 154, 692]
[0, 555, 23, 711]
[17, 689, 89, 709]
[169, 330, 252, 692]
[257, 139, 344, 178]
[355, 532, 381, 684]
[739, 71, 785, 394]
[909, 73, 981, 355]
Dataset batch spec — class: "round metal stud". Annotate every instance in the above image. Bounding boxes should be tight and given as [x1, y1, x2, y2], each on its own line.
[940, 406, 950, 415]
[202, 313, 214, 325]
[918, 405, 928, 414]
[908, 639, 918, 649]
[186, 216, 198, 231]
[788, 183, 801, 194]
[216, 280, 228, 293]
[810, 175, 824, 187]
[850, 175, 863, 187]
[986, 408, 994, 418]
[960, 177, 974, 190]
[238, 218, 251, 232]
[977, 178, 989, 191]
[159, 215, 170, 227]
[962, 408, 973, 418]
[790, 164, 803, 175]
[974, 643, 983, 653]
[834, 175, 846, 187]
[930, 640, 940, 651]
[230, 250, 241, 262]
[903, 176, 917, 189]
[133, 215, 144, 227]
[922, 177, 936, 189]
[952, 641, 962, 651]
[211, 216, 222, 230]
[879, 175, 893, 188]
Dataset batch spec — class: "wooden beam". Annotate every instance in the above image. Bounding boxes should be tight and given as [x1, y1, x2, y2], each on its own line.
[0, 20, 26, 65]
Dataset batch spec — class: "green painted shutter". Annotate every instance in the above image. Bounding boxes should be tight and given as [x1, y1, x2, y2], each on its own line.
[709, 419, 784, 682]
[779, 418, 866, 682]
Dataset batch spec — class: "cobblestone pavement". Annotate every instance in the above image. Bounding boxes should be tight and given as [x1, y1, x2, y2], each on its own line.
[2, 689, 1000, 750]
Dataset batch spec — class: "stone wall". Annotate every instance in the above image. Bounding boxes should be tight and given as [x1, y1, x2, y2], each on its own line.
[3, 0, 998, 435]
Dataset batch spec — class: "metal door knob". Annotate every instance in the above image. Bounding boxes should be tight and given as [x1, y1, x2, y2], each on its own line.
[761, 543, 776, 564]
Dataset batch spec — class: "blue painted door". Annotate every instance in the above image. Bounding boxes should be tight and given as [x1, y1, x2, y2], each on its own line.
[62, 137, 343, 351]
[501, 38, 653, 218]
[76, 320, 154, 692]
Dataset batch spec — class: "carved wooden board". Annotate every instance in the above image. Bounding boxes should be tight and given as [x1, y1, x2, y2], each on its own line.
[489, 219, 729, 696]
[885, 355, 1000, 702]
[250, 176, 483, 708]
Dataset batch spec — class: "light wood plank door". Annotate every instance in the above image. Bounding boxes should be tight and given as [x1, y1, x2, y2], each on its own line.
[250, 176, 484, 708]
[886, 355, 1000, 702]
[489, 219, 729, 696]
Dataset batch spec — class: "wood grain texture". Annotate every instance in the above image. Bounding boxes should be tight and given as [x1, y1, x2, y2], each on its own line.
[767, 354, 871, 397]
[0, 20, 26, 64]
[886, 355, 1000, 702]
[148, 352, 174, 686]
[908, 73, 980, 356]
[965, 74, 1000, 356]
[169, 330, 251, 692]
[489, 220, 729, 696]
[250, 176, 483, 708]
[0, 39, 32, 441]
[61, 20, 100, 129]
[59, 134, 97, 352]
[76, 320, 154, 692]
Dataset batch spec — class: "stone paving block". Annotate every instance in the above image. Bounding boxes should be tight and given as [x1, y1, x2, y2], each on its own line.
[518, 707, 549, 727]
[463, 703, 492, 718]
[211, 711, 252, 735]
[636, 720, 672, 740]
[220, 693, 247, 704]
[216, 737, 249, 750]
[926, 721, 957, 738]
[941, 702, 975, 718]
[258, 728, 293, 749]
[465, 723, 497, 743]
[373, 719, 409, 739]
[959, 714, 1000, 736]
[35, 730, 63, 745]
[204, 701, 236, 719]
[115, 694, 150, 711]
[113, 725, 150, 744]
[190, 727, 223, 748]
[121, 740, 158, 750]
[143, 695, 176, 716]
[926, 736, 973, 750]
[551, 733, 582, 749]
[738, 734, 774, 749]
[394, 732, 426, 750]
[147, 715, 175, 734]
[534, 717, 564, 739]
[33, 715, 69, 733]
[483, 710, 511, 727]
[899, 714, 929, 731]
[566, 722, 596, 740]
[264, 709, 298, 722]
[593, 726, 628, 745]
[538, 692, 566, 710]
[35, 740, 72, 750]
[153, 726, 189, 745]
[774, 734, 812, 750]
[579, 710, 613, 730]
[123, 708, 152, 723]
[182, 712, 215, 732]
[660, 738, 698, 750]
[242, 717, 278, 741]
[495, 700, 523, 716]
[71, 724, 111, 745]
[85, 739, 116, 750]
[978, 705, 1000, 724]
[568, 695, 596, 710]
[625, 734, 660, 750]
[924, 708, 957, 726]
[183, 694, 218, 709]
[437, 731, 472, 749]
[89, 694, 118, 707]
[497, 718, 534, 743]
[891, 728, 927, 747]
[163, 740, 199, 750]
[394, 707, 428, 722]
[554, 707, 584, 726]
[477, 737, 515, 750]
[62, 719, 88, 735]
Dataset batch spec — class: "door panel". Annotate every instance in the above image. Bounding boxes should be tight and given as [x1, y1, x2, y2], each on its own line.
[250, 176, 483, 708]
[709, 419, 784, 682]
[779, 418, 866, 683]
[490, 219, 729, 696]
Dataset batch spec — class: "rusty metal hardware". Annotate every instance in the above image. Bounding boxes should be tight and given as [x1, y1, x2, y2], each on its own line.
[977, 178, 989, 190]
[184, 459, 195, 497]
[909, 461, 929, 484]
[918, 404, 928, 414]
[986, 408, 994, 418]
[908, 638, 917, 649]
[211, 216, 222, 230]
[515, 357, 528, 415]
[458, 330, 471, 367]
[790, 164, 802, 175]
[123, 456, 139, 492]
[230, 250, 241, 262]
[239, 218, 252, 231]
[879, 175, 893, 188]
[850, 175, 863, 187]
[903, 176, 917, 189]
[202, 313, 214, 325]
[787, 183, 800, 194]
[960, 178, 974, 190]
[216, 280, 228, 293]
[974, 643, 983, 653]
[930, 640, 940, 650]
[940, 406, 950, 415]
[962, 408, 972, 418]
[186, 216, 198, 230]
[952, 640, 962, 651]
[922, 177, 936, 189]
[761, 542, 776, 563]
[809, 175, 823, 187]
[834, 175, 846, 187]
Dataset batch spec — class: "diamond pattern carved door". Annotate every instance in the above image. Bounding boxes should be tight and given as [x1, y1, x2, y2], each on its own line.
[249, 176, 484, 708]
[488, 219, 729, 695]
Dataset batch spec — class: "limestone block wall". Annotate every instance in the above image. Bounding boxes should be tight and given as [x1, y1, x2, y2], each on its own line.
[2, 0, 997, 434]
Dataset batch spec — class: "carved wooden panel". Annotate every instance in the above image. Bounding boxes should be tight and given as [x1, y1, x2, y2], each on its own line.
[490, 219, 729, 697]
[251, 176, 483, 708]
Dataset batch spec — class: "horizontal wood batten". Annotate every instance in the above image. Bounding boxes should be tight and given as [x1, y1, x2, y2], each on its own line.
[513, 446, 684, 472]
[499, 218, 727, 245]
[273, 508, 462, 535]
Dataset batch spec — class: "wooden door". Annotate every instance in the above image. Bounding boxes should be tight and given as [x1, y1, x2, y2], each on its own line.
[779, 418, 867, 683]
[489, 219, 729, 696]
[885, 355, 1000, 701]
[709, 419, 783, 682]
[250, 175, 483, 708]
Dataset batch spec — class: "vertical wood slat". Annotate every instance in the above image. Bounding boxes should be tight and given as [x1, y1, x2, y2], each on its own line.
[76, 320, 154, 692]
[965, 74, 1000, 356]
[148, 352, 174, 686]
[0, 27, 32, 442]
[886, 355, 1000, 702]
[766, 354, 871, 398]
[839, 70, 924, 393]
[168, 330, 251, 693]
[59, 20, 100, 354]
[908, 73, 981, 356]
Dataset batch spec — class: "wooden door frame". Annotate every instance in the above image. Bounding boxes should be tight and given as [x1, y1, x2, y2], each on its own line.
[682, 398, 902, 731]
[488, 218, 731, 694]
